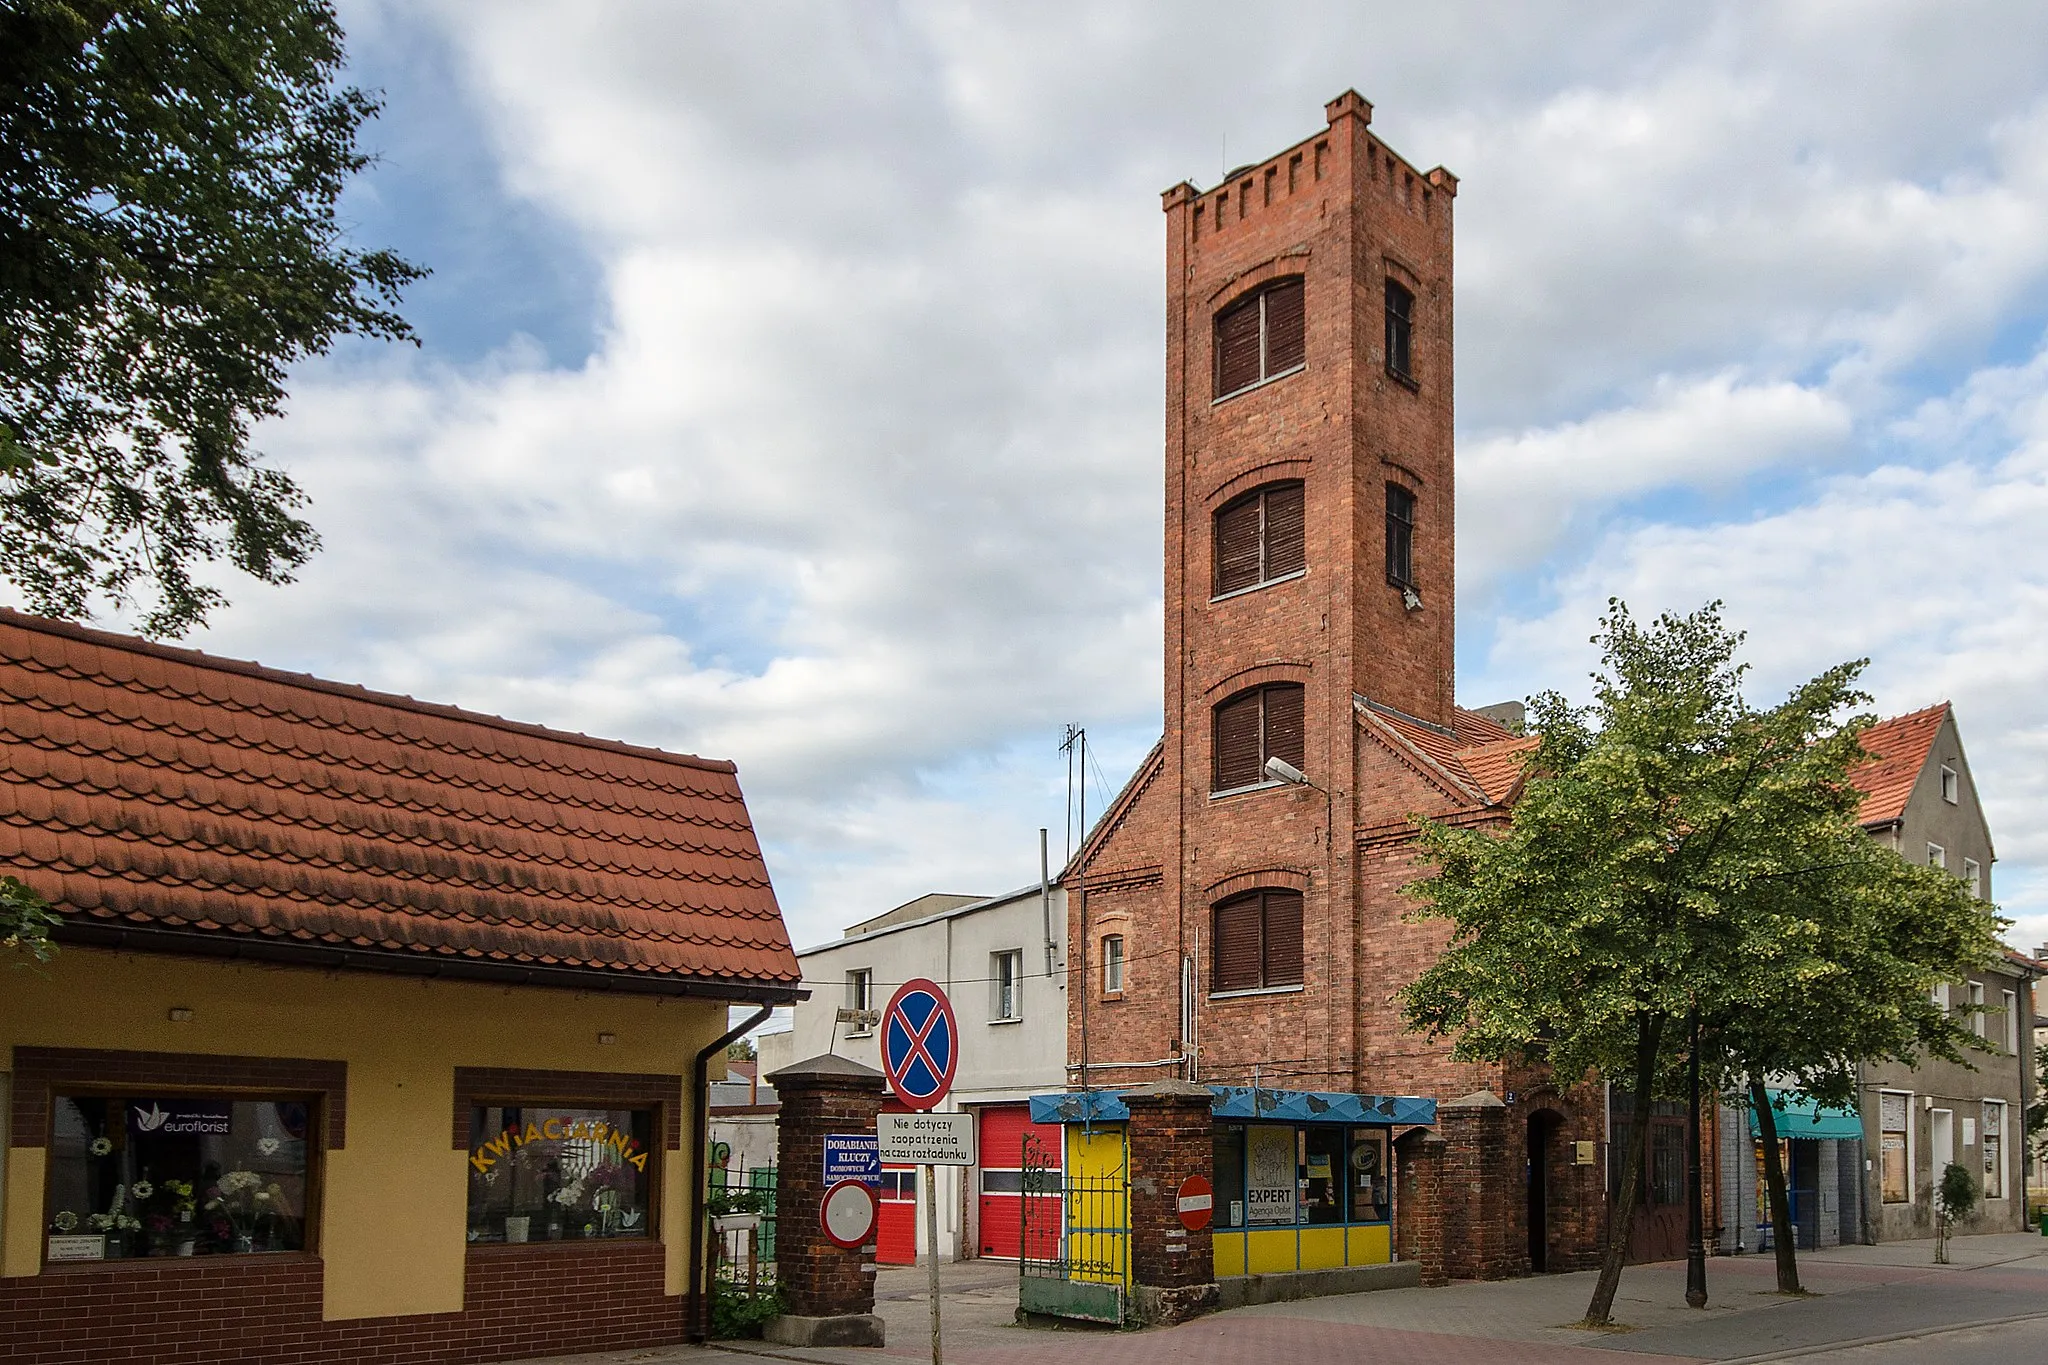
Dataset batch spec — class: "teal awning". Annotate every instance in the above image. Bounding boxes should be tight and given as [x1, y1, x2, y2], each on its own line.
[1749, 1089, 1862, 1141]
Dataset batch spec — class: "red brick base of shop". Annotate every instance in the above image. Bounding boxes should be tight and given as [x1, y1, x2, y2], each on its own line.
[0, 1241, 675, 1364]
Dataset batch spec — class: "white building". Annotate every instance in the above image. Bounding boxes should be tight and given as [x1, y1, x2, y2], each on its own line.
[790, 886, 1069, 1262]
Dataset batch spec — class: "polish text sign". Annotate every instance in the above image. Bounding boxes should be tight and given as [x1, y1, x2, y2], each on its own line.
[878, 1111, 976, 1166]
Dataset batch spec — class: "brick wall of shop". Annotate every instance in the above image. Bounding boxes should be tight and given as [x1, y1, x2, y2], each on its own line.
[0, 1242, 674, 1364]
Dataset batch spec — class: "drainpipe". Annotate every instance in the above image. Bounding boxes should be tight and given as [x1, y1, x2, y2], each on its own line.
[687, 1002, 775, 1342]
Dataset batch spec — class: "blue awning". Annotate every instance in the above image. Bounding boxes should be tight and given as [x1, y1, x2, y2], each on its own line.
[1028, 1085, 1435, 1128]
[1749, 1089, 1862, 1141]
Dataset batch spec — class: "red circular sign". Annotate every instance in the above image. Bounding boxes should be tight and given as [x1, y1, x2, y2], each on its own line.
[880, 977, 960, 1111]
[820, 1178, 878, 1250]
[1176, 1174, 1213, 1232]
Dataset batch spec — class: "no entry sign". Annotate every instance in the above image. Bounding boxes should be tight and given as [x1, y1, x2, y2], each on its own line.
[1176, 1174, 1214, 1231]
[820, 1177, 878, 1250]
[881, 978, 958, 1111]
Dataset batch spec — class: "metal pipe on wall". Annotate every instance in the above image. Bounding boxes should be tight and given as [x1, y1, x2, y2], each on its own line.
[686, 1002, 775, 1343]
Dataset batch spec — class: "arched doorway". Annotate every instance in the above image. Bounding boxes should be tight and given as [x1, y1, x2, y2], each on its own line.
[1527, 1110, 1564, 1272]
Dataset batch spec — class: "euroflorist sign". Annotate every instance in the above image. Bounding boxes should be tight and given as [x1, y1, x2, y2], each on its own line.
[469, 1118, 650, 1173]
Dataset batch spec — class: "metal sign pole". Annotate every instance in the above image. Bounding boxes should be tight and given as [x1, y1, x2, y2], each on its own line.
[926, 1161, 942, 1365]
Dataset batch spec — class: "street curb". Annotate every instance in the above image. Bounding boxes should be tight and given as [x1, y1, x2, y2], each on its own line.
[1713, 1309, 2048, 1363]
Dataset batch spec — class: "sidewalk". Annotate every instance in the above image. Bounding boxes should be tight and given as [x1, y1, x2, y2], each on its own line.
[501, 1232, 2048, 1365]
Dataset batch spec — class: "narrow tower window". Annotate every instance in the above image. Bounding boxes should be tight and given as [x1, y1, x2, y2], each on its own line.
[1385, 484, 1416, 587]
[1384, 278, 1415, 382]
[1214, 277, 1306, 398]
[1213, 481, 1306, 596]
[1213, 683, 1305, 792]
[1211, 888, 1304, 992]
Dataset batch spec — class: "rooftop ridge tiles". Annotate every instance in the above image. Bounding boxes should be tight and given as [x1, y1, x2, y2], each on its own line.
[0, 610, 739, 778]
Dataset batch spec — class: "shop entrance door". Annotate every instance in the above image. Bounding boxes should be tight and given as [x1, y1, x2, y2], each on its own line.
[1526, 1111, 1560, 1272]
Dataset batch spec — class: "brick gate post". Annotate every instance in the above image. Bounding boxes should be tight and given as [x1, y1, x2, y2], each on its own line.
[1437, 1089, 1521, 1280]
[1122, 1080, 1219, 1324]
[762, 1054, 886, 1347]
[1396, 1128, 1449, 1286]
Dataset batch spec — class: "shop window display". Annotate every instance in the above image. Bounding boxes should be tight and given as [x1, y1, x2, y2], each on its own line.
[466, 1106, 654, 1243]
[1210, 1122, 1393, 1231]
[44, 1095, 311, 1262]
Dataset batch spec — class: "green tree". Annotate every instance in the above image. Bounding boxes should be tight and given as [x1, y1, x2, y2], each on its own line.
[1, 875, 60, 963]
[1400, 601, 1999, 1327]
[1705, 830, 1998, 1294]
[1, 0, 421, 636]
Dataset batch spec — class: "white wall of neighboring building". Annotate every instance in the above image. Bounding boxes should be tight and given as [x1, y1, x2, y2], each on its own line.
[790, 884, 1068, 1259]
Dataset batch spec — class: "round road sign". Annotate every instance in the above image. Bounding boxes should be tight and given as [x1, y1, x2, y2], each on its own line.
[1176, 1174, 1213, 1232]
[820, 1177, 878, 1250]
[880, 977, 959, 1111]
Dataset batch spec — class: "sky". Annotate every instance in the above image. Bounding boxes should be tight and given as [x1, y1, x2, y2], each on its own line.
[110, 1, 2048, 956]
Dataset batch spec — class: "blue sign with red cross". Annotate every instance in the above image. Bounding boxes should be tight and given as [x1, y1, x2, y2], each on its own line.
[880, 978, 959, 1111]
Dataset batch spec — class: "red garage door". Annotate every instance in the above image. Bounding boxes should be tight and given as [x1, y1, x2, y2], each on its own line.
[876, 1166, 918, 1265]
[977, 1104, 1062, 1260]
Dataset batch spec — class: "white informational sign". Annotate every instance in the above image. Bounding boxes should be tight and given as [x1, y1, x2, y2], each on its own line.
[46, 1235, 106, 1262]
[878, 1110, 976, 1166]
[1246, 1124, 1297, 1225]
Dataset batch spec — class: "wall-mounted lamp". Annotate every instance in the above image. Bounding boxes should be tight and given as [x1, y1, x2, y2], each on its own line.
[167, 1007, 194, 1023]
[1264, 756, 1312, 787]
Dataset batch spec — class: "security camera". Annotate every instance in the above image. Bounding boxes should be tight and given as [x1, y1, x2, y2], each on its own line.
[1263, 756, 1311, 786]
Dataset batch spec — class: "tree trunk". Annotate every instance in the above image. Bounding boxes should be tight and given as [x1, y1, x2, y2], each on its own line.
[1749, 1079, 1802, 1293]
[1584, 1014, 1665, 1326]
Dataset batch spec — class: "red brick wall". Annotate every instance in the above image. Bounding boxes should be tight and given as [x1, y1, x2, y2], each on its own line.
[0, 1243, 676, 1364]
[772, 1070, 883, 1318]
[1123, 1090, 1215, 1289]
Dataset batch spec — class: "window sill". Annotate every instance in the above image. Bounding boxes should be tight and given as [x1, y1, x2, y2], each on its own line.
[987, 1015, 1022, 1026]
[1385, 365, 1419, 393]
[1209, 779, 1287, 801]
[38, 1250, 319, 1274]
[467, 1236, 655, 1253]
[1100, 990, 1123, 1002]
[1212, 363, 1306, 406]
[1210, 569, 1307, 605]
[1209, 983, 1305, 1001]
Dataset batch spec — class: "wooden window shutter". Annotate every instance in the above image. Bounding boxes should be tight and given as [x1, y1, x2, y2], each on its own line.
[1263, 278, 1305, 373]
[1215, 295, 1262, 396]
[1263, 482, 1305, 578]
[1214, 494, 1263, 595]
[1213, 691, 1263, 791]
[1261, 890, 1304, 986]
[1263, 684, 1305, 770]
[1212, 894, 1264, 992]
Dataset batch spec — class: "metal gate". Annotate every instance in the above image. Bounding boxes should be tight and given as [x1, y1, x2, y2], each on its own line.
[1018, 1128, 1129, 1324]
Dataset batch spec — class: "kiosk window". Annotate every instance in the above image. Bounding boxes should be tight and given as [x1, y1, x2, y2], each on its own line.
[1348, 1128, 1390, 1222]
[1213, 1124, 1246, 1229]
[1302, 1127, 1345, 1225]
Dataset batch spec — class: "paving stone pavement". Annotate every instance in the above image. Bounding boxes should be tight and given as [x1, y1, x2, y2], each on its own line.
[501, 1231, 2048, 1365]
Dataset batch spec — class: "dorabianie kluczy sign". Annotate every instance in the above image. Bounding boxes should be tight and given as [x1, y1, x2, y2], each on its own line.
[823, 1133, 880, 1183]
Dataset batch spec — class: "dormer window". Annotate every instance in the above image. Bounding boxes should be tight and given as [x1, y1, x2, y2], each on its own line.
[1214, 482, 1306, 597]
[1214, 278, 1305, 399]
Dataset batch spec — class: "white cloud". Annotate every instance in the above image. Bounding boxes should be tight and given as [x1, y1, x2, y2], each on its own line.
[151, 1, 2048, 949]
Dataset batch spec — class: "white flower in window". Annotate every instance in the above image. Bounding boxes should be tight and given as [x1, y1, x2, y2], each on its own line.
[130, 1180, 154, 1201]
[257, 1137, 281, 1157]
[89, 1137, 112, 1157]
[52, 1210, 78, 1231]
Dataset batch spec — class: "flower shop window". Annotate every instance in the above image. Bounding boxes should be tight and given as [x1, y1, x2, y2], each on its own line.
[466, 1106, 655, 1243]
[43, 1095, 314, 1263]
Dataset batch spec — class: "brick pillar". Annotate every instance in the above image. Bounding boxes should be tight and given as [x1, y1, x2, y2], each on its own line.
[1122, 1081, 1219, 1324]
[1396, 1128, 1448, 1287]
[1438, 1089, 1520, 1281]
[763, 1054, 885, 1347]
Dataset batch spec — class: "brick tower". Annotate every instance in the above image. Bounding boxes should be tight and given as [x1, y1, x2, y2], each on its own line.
[1069, 93, 1606, 1277]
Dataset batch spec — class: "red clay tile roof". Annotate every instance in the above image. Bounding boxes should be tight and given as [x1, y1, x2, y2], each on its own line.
[0, 611, 799, 997]
[1455, 736, 1539, 805]
[1849, 702, 1949, 828]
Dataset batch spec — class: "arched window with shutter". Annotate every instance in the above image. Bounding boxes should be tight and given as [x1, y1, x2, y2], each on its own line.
[1211, 888, 1304, 993]
[1214, 277, 1306, 399]
[1213, 481, 1306, 597]
[1212, 682, 1305, 793]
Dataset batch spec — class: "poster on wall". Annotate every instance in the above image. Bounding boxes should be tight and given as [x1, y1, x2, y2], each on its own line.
[1246, 1125, 1297, 1225]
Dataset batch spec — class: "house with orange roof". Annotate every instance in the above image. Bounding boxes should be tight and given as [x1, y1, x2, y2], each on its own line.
[0, 611, 802, 1364]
